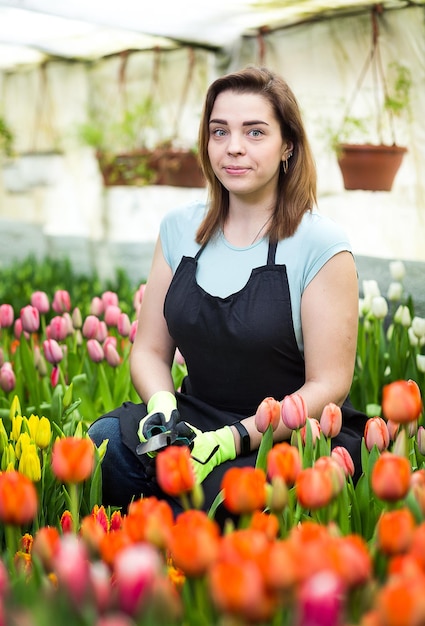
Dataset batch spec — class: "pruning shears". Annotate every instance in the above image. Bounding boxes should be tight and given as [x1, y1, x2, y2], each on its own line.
[136, 414, 196, 456]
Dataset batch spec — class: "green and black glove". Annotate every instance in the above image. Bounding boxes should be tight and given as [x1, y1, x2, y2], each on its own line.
[189, 426, 236, 484]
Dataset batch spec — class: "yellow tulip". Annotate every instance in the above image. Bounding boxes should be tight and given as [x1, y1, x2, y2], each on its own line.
[9, 395, 21, 420]
[35, 416, 52, 449]
[11, 414, 23, 442]
[0, 419, 8, 454]
[18, 444, 42, 482]
[15, 432, 31, 460]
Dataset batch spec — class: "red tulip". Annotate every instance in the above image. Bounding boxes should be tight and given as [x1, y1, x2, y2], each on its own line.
[52, 437, 95, 483]
[364, 417, 390, 452]
[319, 403, 342, 438]
[382, 379, 423, 424]
[0, 470, 38, 525]
[281, 393, 308, 430]
[254, 397, 281, 433]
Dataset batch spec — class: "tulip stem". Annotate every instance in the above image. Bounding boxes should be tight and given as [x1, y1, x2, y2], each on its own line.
[68, 482, 80, 534]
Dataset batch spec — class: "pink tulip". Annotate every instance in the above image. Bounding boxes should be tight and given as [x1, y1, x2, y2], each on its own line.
[104, 305, 121, 327]
[89, 561, 112, 614]
[48, 315, 68, 342]
[104, 342, 121, 368]
[113, 544, 161, 615]
[301, 418, 321, 446]
[14, 318, 27, 340]
[90, 296, 104, 317]
[51, 365, 60, 387]
[87, 339, 104, 363]
[52, 290, 71, 313]
[82, 315, 100, 340]
[0, 304, 14, 328]
[281, 393, 308, 430]
[364, 417, 390, 452]
[417, 426, 425, 456]
[129, 320, 138, 343]
[296, 570, 345, 626]
[117, 312, 131, 337]
[30, 291, 50, 314]
[386, 419, 400, 441]
[133, 283, 146, 311]
[53, 535, 90, 605]
[320, 403, 342, 438]
[0, 363, 16, 393]
[43, 339, 64, 365]
[255, 396, 281, 433]
[96, 321, 107, 343]
[331, 446, 355, 478]
[101, 291, 119, 309]
[20, 305, 40, 333]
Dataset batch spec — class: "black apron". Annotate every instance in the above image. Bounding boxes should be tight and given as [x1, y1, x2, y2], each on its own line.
[118, 240, 367, 509]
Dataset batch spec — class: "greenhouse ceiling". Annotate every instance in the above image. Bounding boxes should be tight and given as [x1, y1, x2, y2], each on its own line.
[0, 0, 423, 69]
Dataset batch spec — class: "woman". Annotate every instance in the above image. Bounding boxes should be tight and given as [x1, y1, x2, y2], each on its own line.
[88, 66, 367, 519]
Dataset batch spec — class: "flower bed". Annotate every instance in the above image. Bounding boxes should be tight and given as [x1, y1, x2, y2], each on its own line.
[0, 258, 424, 625]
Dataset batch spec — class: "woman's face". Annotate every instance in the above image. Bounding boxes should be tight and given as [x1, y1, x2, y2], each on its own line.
[207, 90, 292, 202]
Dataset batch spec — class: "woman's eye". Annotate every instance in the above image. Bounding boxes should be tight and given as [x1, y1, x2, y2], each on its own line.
[248, 129, 263, 138]
[212, 128, 226, 137]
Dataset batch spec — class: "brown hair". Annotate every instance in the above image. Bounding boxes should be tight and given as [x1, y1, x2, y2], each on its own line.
[196, 66, 317, 245]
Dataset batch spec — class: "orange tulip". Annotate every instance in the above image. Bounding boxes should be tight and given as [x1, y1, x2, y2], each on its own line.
[156, 445, 195, 497]
[295, 466, 334, 510]
[300, 418, 322, 446]
[371, 452, 411, 502]
[254, 397, 281, 433]
[52, 436, 95, 483]
[209, 558, 275, 623]
[364, 417, 390, 452]
[375, 575, 425, 626]
[260, 539, 301, 591]
[377, 508, 416, 556]
[409, 522, 425, 570]
[221, 466, 267, 514]
[98, 528, 133, 568]
[248, 510, 279, 541]
[267, 441, 301, 487]
[123, 496, 174, 549]
[32, 526, 61, 571]
[167, 510, 220, 577]
[327, 534, 373, 589]
[0, 470, 38, 525]
[320, 403, 342, 438]
[382, 379, 423, 424]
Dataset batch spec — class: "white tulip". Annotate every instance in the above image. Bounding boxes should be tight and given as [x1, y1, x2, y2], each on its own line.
[362, 280, 381, 298]
[408, 326, 419, 346]
[371, 296, 388, 319]
[389, 260, 406, 282]
[412, 316, 425, 339]
[417, 354, 425, 373]
[387, 281, 403, 302]
[394, 305, 411, 327]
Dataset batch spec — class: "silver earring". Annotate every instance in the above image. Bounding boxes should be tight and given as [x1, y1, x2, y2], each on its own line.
[282, 159, 288, 174]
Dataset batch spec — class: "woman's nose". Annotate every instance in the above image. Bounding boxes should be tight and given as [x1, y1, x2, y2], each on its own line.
[226, 133, 245, 155]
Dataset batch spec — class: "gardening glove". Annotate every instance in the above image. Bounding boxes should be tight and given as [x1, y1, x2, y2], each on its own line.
[189, 426, 236, 485]
[138, 391, 179, 452]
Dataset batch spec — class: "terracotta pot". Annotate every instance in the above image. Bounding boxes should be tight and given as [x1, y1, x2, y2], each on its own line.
[337, 143, 407, 191]
[96, 148, 205, 188]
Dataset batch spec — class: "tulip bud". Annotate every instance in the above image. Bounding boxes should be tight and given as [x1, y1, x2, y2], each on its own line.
[48, 315, 68, 342]
[296, 570, 346, 626]
[267, 475, 288, 513]
[87, 339, 104, 363]
[117, 312, 131, 337]
[412, 317, 425, 339]
[31, 291, 50, 314]
[129, 320, 138, 343]
[20, 305, 40, 333]
[53, 535, 90, 604]
[331, 446, 355, 478]
[300, 417, 321, 446]
[389, 260, 406, 282]
[101, 291, 119, 308]
[371, 296, 388, 320]
[394, 305, 411, 327]
[281, 393, 308, 430]
[364, 417, 390, 452]
[387, 282, 403, 302]
[96, 321, 108, 343]
[371, 452, 411, 502]
[71, 307, 82, 330]
[114, 544, 161, 615]
[0, 363, 16, 393]
[35, 416, 52, 449]
[90, 296, 104, 316]
[52, 290, 71, 313]
[0, 304, 14, 328]
[104, 342, 121, 368]
[382, 379, 423, 424]
[417, 426, 425, 456]
[255, 397, 281, 433]
[18, 443, 42, 482]
[320, 403, 342, 438]
[417, 355, 425, 374]
[43, 339, 64, 365]
[104, 305, 121, 327]
[82, 315, 100, 339]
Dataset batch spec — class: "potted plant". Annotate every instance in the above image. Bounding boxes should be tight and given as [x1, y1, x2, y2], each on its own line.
[332, 7, 412, 191]
[78, 98, 205, 188]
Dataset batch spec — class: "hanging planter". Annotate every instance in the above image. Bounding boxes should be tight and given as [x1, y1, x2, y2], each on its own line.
[333, 5, 411, 192]
[337, 143, 407, 191]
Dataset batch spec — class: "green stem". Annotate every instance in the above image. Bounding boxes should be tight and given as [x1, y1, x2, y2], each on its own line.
[68, 482, 80, 534]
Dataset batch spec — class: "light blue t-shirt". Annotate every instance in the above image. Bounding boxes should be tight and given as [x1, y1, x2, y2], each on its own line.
[160, 201, 352, 354]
